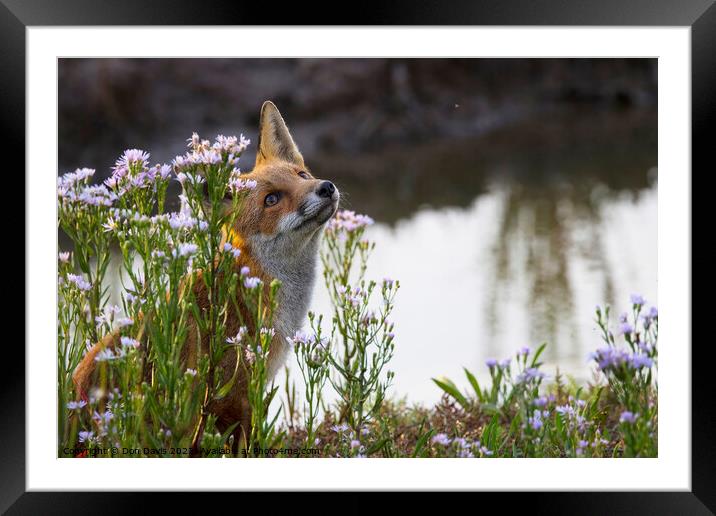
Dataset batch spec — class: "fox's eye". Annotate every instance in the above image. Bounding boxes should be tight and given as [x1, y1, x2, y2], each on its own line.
[264, 193, 280, 207]
[298, 171, 310, 179]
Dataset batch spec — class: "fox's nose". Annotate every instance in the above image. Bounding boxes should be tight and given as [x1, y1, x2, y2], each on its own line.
[316, 181, 336, 199]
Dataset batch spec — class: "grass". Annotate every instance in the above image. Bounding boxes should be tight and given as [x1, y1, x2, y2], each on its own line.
[58, 134, 657, 458]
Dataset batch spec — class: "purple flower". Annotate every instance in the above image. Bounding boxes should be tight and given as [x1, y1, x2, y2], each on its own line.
[76, 185, 116, 207]
[519, 346, 531, 356]
[199, 149, 222, 165]
[620, 411, 638, 424]
[453, 437, 469, 449]
[240, 266, 250, 277]
[527, 411, 543, 431]
[115, 317, 134, 328]
[331, 423, 350, 434]
[94, 348, 125, 362]
[116, 149, 150, 169]
[326, 210, 373, 233]
[187, 132, 201, 149]
[174, 242, 198, 257]
[228, 177, 257, 194]
[431, 433, 452, 446]
[556, 405, 575, 417]
[157, 164, 172, 179]
[78, 430, 95, 443]
[630, 354, 654, 369]
[120, 336, 140, 349]
[74, 167, 95, 182]
[517, 367, 546, 383]
[260, 327, 275, 338]
[620, 322, 634, 335]
[168, 211, 198, 231]
[287, 330, 310, 347]
[244, 347, 257, 365]
[480, 446, 494, 457]
[590, 347, 629, 370]
[66, 274, 91, 291]
[630, 294, 646, 306]
[223, 242, 241, 258]
[226, 327, 248, 345]
[637, 341, 653, 354]
[92, 409, 113, 426]
[243, 276, 262, 289]
[533, 396, 548, 408]
[66, 400, 87, 410]
[642, 306, 659, 328]
[485, 358, 498, 369]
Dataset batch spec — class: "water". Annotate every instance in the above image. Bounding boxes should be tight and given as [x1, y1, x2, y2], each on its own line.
[279, 182, 656, 406]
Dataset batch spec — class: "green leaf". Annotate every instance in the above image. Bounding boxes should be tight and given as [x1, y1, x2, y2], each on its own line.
[480, 402, 500, 416]
[555, 412, 565, 437]
[530, 342, 548, 368]
[509, 412, 522, 436]
[365, 438, 390, 455]
[464, 367, 485, 403]
[412, 426, 435, 458]
[431, 377, 470, 410]
[219, 421, 241, 446]
[214, 374, 238, 400]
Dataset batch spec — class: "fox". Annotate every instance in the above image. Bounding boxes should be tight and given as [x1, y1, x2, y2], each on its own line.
[71, 101, 340, 453]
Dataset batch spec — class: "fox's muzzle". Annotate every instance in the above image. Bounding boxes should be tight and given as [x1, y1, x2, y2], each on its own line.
[316, 181, 336, 199]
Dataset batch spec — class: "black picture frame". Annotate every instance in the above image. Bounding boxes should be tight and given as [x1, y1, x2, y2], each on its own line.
[3, 0, 710, 512]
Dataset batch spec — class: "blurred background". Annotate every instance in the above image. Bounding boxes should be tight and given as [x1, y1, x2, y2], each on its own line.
[59, 58, 657, 404]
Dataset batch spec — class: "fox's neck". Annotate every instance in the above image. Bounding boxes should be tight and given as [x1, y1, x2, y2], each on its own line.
[227, 227, 322, 372]
[247, 231, 321, 332]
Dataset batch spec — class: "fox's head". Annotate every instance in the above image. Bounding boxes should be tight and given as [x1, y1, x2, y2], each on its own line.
[228, 101, 340, 272]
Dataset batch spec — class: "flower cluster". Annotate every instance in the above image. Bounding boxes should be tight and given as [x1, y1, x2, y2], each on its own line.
[331, 423, 368, 457]
[590, 347, 654, 372]
[337, 285, 368, 308]
[431, 433, 493, 458]
[288, 329, 330, 366]
[326, 210, 374, 234]
[592, 296, 657, 385]
[104, 149, 172, 198]
[58, 169, 117, 208]
[173, 133, 250, 173]
[228, 168, 258, 195]
[226, 327, 248, 346]
[65, 273, 92, 292]
[516, 367, 547, 384]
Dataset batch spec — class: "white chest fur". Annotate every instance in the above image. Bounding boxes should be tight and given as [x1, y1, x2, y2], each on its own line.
[248, 231, 322, 377]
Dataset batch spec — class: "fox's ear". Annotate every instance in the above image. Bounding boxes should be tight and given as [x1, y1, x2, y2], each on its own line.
[255, 101, 304, 167]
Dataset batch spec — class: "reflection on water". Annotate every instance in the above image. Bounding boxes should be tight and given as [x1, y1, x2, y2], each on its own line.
[275, 181, 657, 405]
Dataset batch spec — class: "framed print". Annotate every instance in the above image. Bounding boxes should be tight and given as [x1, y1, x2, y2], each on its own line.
[3, 0, 711, 511]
